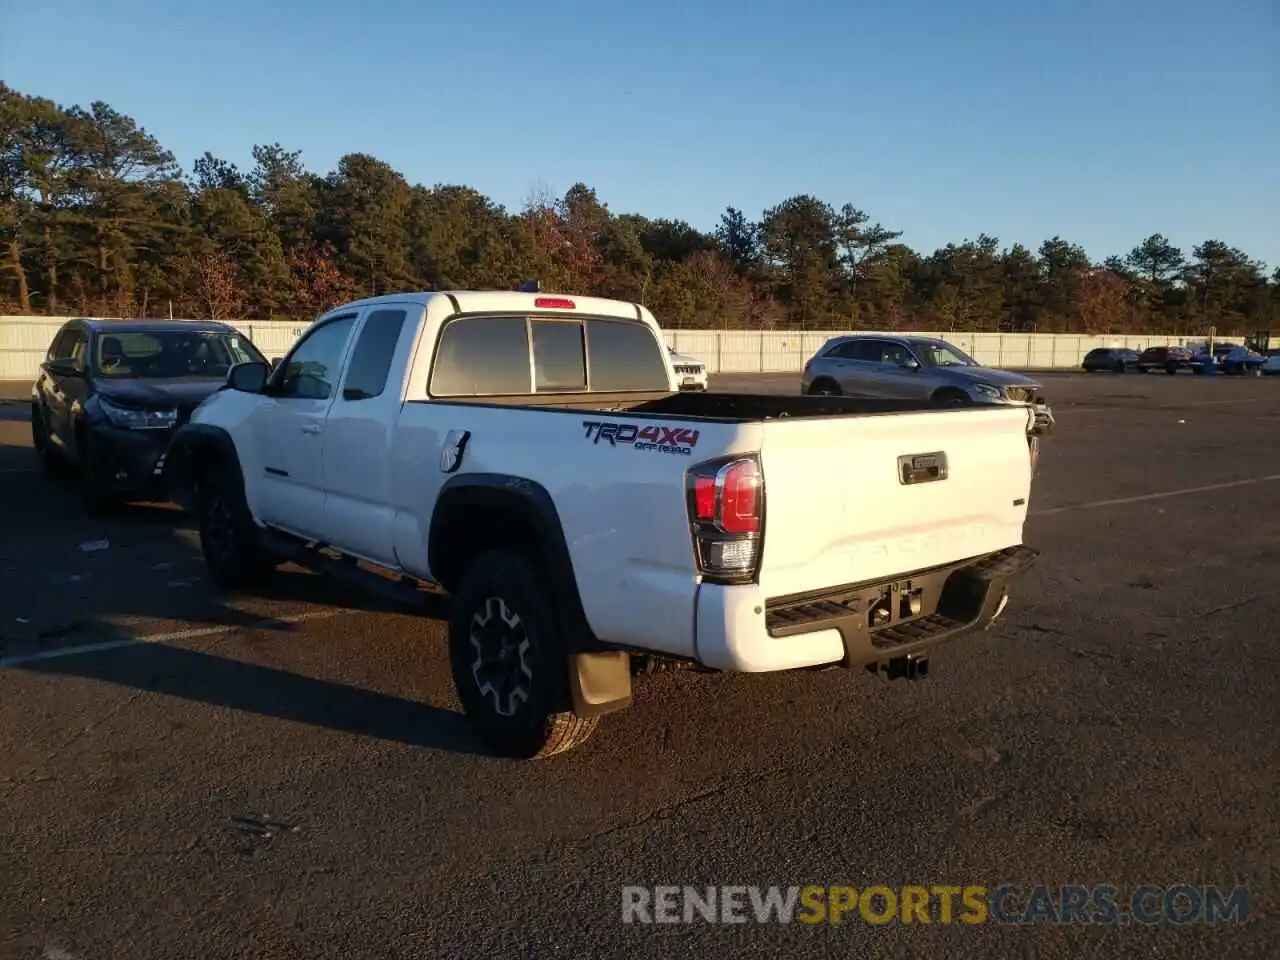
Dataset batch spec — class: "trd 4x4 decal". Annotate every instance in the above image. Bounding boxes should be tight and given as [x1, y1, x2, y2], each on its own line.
[582, 421, 700, 456]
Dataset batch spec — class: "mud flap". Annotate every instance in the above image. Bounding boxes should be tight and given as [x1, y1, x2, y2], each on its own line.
[567, 651, 633, 718]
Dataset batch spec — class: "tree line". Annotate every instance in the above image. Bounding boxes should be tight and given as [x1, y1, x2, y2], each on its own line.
[2, 83, 1276, 334]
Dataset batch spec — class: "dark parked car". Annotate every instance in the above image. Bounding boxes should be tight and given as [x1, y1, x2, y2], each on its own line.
[30, 318, 268, 514]
[1082, 347, 1141, 373]
[1136, 345, 1195, 374]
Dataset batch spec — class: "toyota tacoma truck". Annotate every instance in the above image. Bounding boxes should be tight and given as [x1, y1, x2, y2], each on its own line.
[167, 290, 1052, 760]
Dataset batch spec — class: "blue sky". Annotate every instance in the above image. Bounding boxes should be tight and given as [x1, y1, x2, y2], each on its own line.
[5, 0, 1278, 268]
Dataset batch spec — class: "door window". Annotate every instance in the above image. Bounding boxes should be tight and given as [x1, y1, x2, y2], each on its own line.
[63, 331, 88, 366]
[826, 341, 865, 360]
[841, 340, 884, 362]
[274, 315, 357, 400]
[876, 341, 912, 365]
[48, 330, 72, 360]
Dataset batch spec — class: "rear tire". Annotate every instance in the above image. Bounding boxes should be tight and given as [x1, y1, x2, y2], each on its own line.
[448, 549, 598, 759]
[1165, 364, 1177, 375]
[197, 458, 278, 590]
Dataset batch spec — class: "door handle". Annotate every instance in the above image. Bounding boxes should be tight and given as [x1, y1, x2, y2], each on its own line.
[301, 423, 322, 435]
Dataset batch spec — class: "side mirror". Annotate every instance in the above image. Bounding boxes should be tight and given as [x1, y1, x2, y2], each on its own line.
[900, 357, 920, 371]
[270, 357, 283, 371]
[227, 361, 269, 394]
[44, 358, 82, 378]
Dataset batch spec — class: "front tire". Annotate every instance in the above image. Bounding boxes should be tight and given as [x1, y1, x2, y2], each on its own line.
[197, 459, 278, 590]
[448, 549, 598, 759]
[77, 433, 120, 518]
[30, 405, 66, 477]
[808, 379, 840, 396]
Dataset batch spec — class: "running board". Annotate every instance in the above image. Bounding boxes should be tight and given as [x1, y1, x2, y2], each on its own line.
[256, 528, 446, 610]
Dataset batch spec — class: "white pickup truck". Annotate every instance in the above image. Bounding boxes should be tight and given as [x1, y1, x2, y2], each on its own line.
[167, 290, 1051, 759]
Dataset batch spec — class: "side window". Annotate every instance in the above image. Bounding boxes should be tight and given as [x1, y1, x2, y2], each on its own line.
[341, 308, 409, 401]
[845, 340, 882, 362]
[531, 319, 587, 392]
[826, 341, 862, 360]
[879, 341, 910, 365]
[50, 330, 85, 362]
[65, 331, 88, 365]
[584, 319, 670, 392]
[275, 315, 357, 400]
[430, 316, 531, 396]
[47, 331, 70, 361]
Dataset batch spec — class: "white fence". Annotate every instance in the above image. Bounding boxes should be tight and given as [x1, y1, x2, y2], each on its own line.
[0, 315, 1242, 382]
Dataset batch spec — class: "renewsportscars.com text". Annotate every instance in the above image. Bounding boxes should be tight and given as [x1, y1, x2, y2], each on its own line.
[621, 884, 1249, 926]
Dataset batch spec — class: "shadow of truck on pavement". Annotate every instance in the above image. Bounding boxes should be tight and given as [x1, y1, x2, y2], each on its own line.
[0, 423, 490, 758]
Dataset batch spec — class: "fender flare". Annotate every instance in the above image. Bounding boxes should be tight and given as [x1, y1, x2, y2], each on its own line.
[427, 473, 604, 654]
[166, 423, 245, 513]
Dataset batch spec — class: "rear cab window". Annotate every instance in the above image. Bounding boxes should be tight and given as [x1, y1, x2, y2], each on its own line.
[428, 313, 670, 398]
[583, 318, 669, 391]
[531, 320, 586, 391]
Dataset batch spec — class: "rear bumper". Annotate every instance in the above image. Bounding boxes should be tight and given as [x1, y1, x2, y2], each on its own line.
[694, 545, 1039, 672]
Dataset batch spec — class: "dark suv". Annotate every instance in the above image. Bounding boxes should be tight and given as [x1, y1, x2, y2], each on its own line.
[1137, 345, 1194, 374]
[1082, 347, 1141, 373]
[30, 318, 267, 514]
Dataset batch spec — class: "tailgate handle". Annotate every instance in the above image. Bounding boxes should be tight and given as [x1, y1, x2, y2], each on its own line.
[898, 451, 948, 485]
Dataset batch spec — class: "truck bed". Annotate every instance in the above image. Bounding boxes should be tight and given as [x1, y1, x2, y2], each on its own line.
[423, 390, 974, 422]
[631, 391, 962, 421]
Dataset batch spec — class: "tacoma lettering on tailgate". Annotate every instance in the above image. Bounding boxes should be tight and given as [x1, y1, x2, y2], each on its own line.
[582, 421, 700, 456]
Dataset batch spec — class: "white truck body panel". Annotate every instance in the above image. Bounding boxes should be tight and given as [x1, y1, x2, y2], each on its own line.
[387, 404, 754, 655]
[185, 289, 1042, 675]
[754, 406, 1033, 599]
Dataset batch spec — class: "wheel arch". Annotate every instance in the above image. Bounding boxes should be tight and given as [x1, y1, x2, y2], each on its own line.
[427, 474, 603, 655]
[166, 424, 246, 514]
[931, 385, 970, 403]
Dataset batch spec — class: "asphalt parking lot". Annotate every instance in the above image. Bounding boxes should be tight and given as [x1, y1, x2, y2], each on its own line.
[1, 371, 1277, 960]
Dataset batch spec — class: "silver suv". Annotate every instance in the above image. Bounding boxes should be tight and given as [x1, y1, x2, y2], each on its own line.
[801, 334, 1046, 406]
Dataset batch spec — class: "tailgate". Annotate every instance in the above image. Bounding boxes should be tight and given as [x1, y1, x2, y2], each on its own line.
[757, 406, 1034, 598]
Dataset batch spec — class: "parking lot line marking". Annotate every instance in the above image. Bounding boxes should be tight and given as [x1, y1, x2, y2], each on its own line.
[1061, 398, 1267, 414]
[1032, 474, 1280, 517]
[0, 609, 348, 669]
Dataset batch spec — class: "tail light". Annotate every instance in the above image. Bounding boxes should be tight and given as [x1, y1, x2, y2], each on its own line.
[686, 455, 764, 582]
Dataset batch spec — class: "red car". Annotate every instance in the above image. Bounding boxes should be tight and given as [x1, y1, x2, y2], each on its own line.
[1137, 345, 1195, 374]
